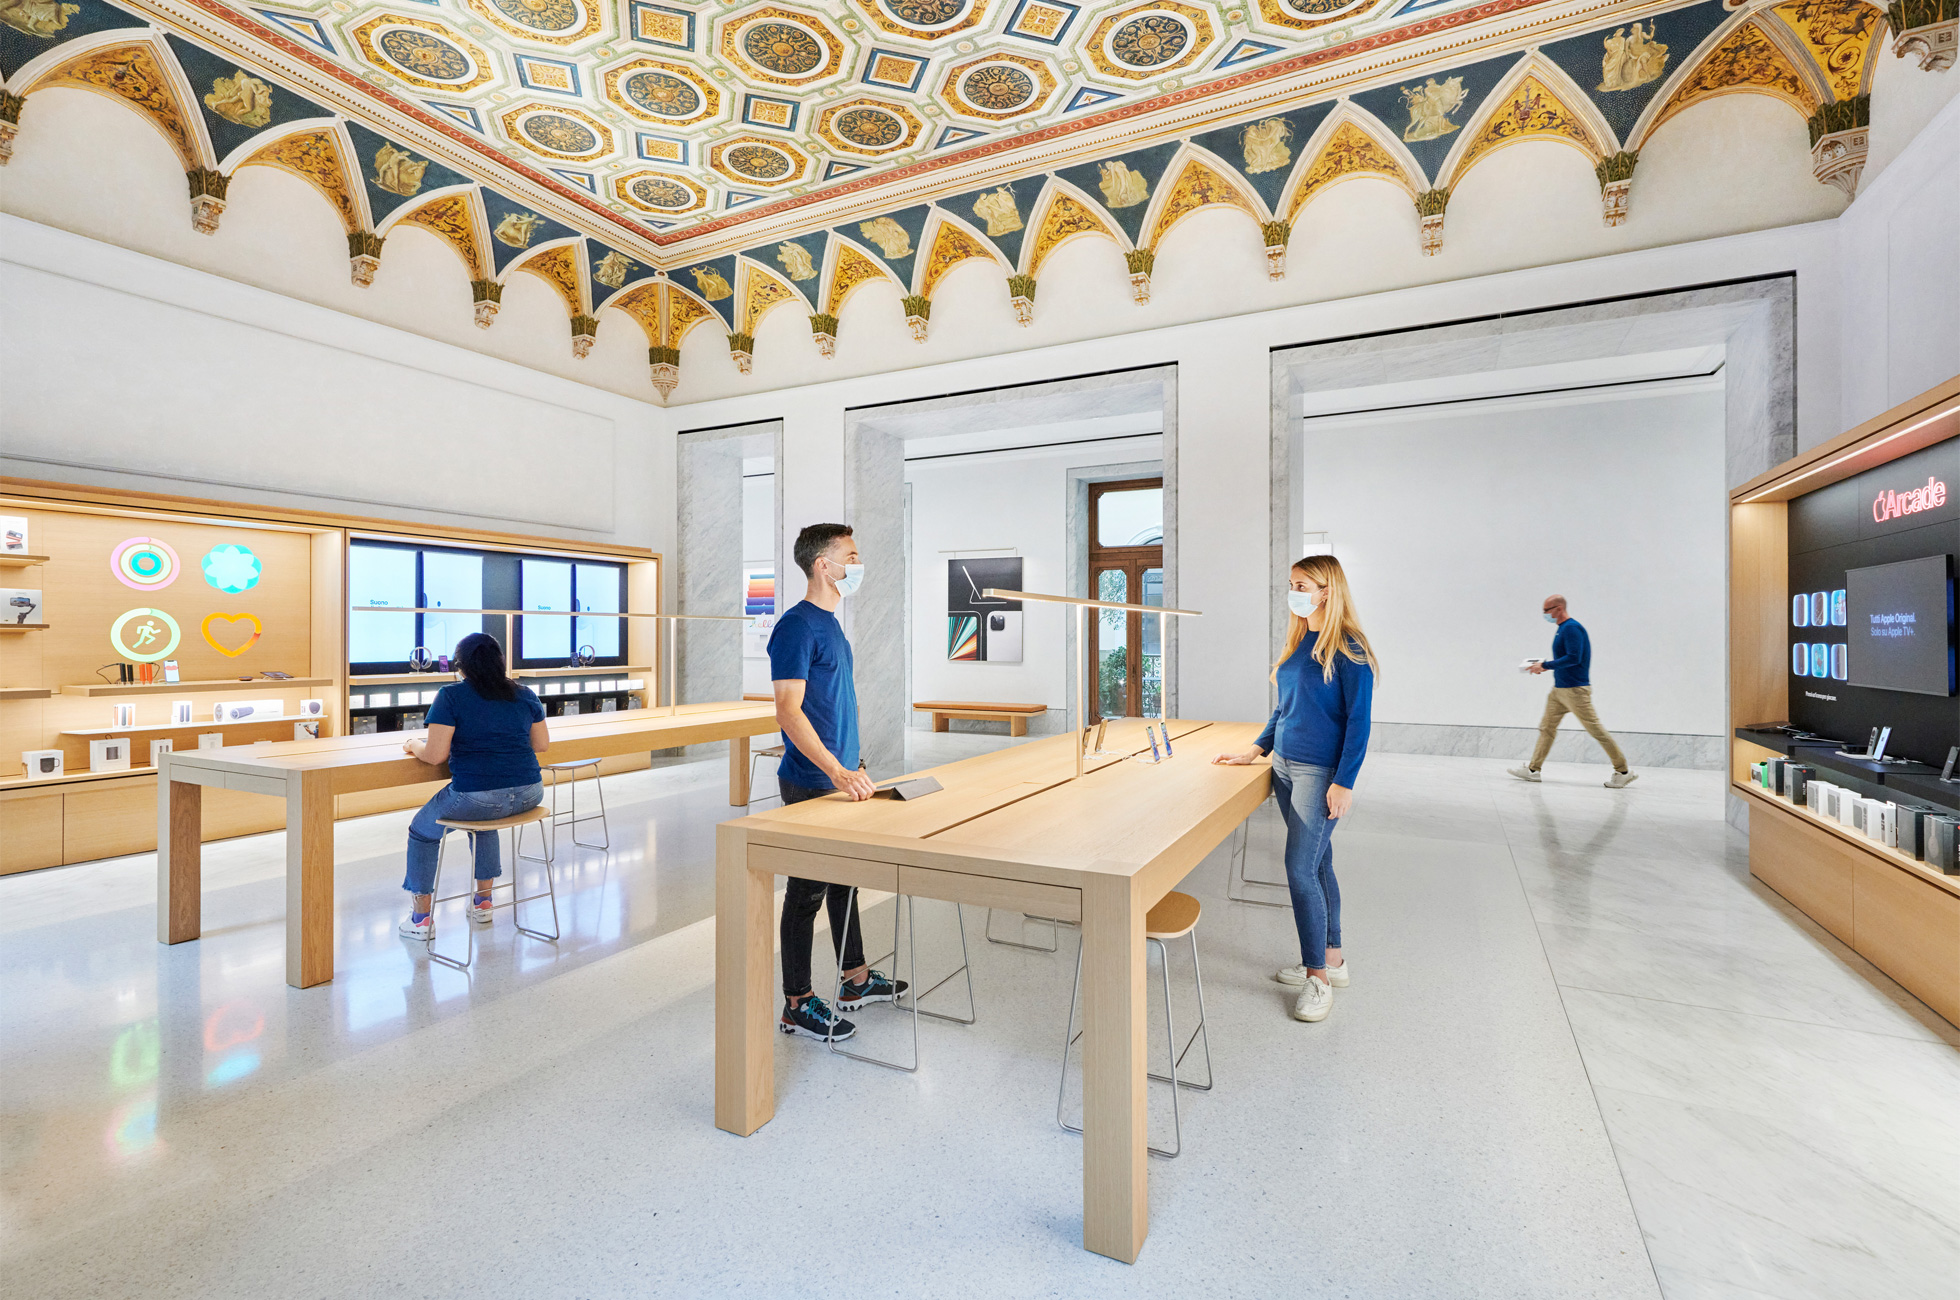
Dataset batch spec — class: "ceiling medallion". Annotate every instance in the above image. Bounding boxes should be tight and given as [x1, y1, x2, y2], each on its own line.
[862, 0, 992, 40]
[502, 103, 613, 160]
[708, 134, 811, 185]
[353, 15, 496, 93]
[1087, 2, 1214, 80]
[940, 52, 1057, 121]
[815, 96, 924, 155]
[614, 169, 708, 214]
[603, 57, 720, 125]
[719, 7, 846, 86]
[1255, 0, 1373, 34]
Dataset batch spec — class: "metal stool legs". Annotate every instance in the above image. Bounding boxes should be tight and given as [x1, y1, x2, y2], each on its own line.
[984, 909, 1064, 952]
[426, 819, 558, 971]
[1225, 801, 1290, 908]
[827, 888, 977, 1072]
[521, 760, 610, 856]
[1056, 931, 1211, 1158]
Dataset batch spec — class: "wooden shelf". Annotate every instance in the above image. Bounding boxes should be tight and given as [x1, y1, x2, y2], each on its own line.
[61, 717, 302, 738]
[0, 624, 48, 633]
[1735, 777, 1960, 898]
[0, 553, 49, 568]
[59, 677, 333, 698]
[0, 687, 52, 701]
[517, 664, 650, 679]
[347, 666, 649, 687]
[348, 672, 459, 687]
[0, 765, 160, 792]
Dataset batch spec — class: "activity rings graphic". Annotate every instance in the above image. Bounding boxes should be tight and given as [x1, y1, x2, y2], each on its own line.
[111, 538, 181, 591]
[202, 612, 264, 658]
[110, 608, 182, 662]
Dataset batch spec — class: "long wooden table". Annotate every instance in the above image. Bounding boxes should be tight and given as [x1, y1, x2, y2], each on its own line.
[158, 701, 780, 988]
[714, 718, 1270, 1263]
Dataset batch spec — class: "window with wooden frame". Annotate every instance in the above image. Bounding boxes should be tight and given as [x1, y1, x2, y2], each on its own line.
[1086, 477, 1164, 723]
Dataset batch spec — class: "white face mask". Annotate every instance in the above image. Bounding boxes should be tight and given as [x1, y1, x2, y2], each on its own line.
[829, 560, 864, 598]
[1287, 589, 1319, 618]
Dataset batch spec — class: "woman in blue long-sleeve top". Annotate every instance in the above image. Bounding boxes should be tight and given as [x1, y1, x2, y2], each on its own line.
[1215, 554, 1376, 1024]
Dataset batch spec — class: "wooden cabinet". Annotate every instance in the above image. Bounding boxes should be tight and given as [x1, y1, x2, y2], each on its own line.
[0, 787, 63, 873]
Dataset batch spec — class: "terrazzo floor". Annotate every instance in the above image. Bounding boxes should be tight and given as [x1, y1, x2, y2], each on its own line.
[2, 734, 1954, 1298]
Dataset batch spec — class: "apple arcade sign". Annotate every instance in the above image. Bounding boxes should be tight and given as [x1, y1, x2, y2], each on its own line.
[1873, 476, 1947, 524]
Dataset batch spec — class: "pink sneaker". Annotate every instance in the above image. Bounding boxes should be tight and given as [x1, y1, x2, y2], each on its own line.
[398, 912, 432, 940]
[470, 890, 495, 925]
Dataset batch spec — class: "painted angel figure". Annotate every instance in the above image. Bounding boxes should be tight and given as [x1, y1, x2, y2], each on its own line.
[370, 143, 428, 197]
[1240, 117, 1293, 175]
[1098, 160, 1150, 208]
[204, 70, 273, 128]
[775, 241, 817, 280]
[1598, 21, 1668, 92]
[0, 0, 80, 38]
[858, 216, 912, 259]
[495, 211, 546, 249]
[593, 249, 634, 288]
[689, 265, 733, 300]
[1401, 75, 1468, 142]
[971, 186, 1023, 238]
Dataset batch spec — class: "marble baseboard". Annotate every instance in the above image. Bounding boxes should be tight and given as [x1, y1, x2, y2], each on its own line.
[1371, 721, 1723, 770]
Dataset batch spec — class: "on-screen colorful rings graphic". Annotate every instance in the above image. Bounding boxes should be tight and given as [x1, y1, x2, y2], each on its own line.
[111, 537, 181, 590]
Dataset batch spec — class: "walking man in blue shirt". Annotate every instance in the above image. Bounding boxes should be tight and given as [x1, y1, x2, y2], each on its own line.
[768, 523, 906, 1043]
[1509, 594, 1637, 789]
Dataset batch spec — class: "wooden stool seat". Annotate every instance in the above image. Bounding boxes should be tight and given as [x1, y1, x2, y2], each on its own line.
[435, 805, 553, 834]
[1145, 891, 1200, 940]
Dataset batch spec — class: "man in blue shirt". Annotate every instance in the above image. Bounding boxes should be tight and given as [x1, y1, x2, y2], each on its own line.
[768, 523, 906, 1043]
[1510, 594, 1636, 788]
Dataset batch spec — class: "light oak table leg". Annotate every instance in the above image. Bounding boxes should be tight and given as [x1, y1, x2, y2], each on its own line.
[286, 769, 336, 989]
[730, 734, 750, 806]
[1010, 716, 1027, 737]
[157, 767, 202, 945]
[714, 823, 776, 1136]
[1080, 873, 1147, 1262]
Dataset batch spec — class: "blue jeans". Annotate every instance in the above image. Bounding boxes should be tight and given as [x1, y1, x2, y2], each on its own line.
[403, 782, 544, 895]
[1271, 757, 1343, 970]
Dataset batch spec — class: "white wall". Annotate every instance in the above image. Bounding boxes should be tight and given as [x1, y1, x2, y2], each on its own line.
[905, 440, 1161, 717]
[1303, 384, 1728, 737]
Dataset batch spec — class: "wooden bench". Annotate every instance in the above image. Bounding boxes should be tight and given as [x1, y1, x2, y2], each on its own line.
[913, 700, 1048, 737]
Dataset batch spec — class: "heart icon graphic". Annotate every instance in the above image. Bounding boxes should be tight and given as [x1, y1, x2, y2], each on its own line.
[202, 611, 263, 658]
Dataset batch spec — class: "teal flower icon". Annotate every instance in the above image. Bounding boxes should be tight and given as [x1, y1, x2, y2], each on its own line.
[202, 544, 262, 594]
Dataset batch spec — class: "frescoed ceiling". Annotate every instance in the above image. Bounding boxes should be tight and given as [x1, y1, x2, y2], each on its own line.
[3, 0, 1606, 260]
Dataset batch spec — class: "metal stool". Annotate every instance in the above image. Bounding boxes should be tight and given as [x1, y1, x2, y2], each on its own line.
[828, 889, 976, 1073]
[1225, 797, 1289, 908]
[423, 805, 558, 971]
[984, 909, 1069, 952]
[1057, 891, 1213, 1158]
[523, 757, 610, 852]
[746, 744, 786, 806]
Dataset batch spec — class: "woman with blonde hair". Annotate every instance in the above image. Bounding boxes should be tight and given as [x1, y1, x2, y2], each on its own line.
[1216, 555, 1376, 1023]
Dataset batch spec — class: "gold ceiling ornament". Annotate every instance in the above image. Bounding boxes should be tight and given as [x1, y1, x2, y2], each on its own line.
[395, 191, 487, 277]
[709, 135, 809, 186]
[352, 15, 495, 93]
[27, 42, 200, 170]
[1027, 190, 1115, 276]
[237, 129, 363, 231]
[718, 6, 847, 87]
[462, 0, 604, 47]
[859, 0, 994, 41]
[501, 104, 613, 160]
[1448, 74, 1606, 186]
[603, 57, 720, 126]
[1, 0, 80, 38]
[614, 168, 709, 213]
[1147, 156, 1256, 247]
[1088, 3, 1215, 80]
[204, 69, 274, 128]
[815, 96, 924, 155]
[939, 52, 1059, 121]
[513, 242, 585, 316]
[1769, 0, 1883, 101]
[826, 239, 892, 314]
[918, 218, 998, 297]
[1640, 18, 1821, 142]
[1284, 118, 1417, 223]
[739, 265, 799, 333]
[1255, 0, 1376, 34]
[605, 279, 663, 340]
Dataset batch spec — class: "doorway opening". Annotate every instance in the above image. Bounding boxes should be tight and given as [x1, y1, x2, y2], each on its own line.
[1086, 478, 1164, 722]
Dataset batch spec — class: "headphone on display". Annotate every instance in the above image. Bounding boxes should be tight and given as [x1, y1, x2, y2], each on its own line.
[408, 645, 436, 672]
[571, 644, 596, 667]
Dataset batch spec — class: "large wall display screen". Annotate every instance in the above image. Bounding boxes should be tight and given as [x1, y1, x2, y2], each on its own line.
[1845, 556, 1955, 695]
[1786, 437, 1958, 761]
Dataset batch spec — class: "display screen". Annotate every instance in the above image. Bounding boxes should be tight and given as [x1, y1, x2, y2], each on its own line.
[1845, 555, 1954, 695]
[522, 559, 573, 662]
[349, 544, 416, 665]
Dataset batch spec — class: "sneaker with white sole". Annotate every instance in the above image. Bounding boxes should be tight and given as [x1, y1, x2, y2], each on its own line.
[1276, 961, 1350, 989]
[470, 891, 495, 925]
[1507, 766, 1541, 783]
[398, 912, 432, 940]
[1291, 975, 1333, 1022]
[1605, 770, 1639, 789]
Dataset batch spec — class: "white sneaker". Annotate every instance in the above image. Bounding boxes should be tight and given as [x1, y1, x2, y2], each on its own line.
[1605, 771, 1639, 789]
[1507, 766, 1541, 782]
[1290, 976, 1333, 1022]
[1275, 961, 1350, 988]
[398, 913, 432, 940]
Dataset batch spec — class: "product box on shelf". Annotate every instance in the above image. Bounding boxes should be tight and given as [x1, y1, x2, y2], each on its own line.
[171, 701, 194, 725]
[88, 738, 131, 773]
[20, 749, 63, 779]
[350, 715, 378, 735]
[150, 738, 174, 766]
[0, 516, 28, 552]
[298, 699, 325, 718]
[112, 703, 135, 729]
[1, 588, 43, 625]
[1788, 765, 1812, 804]
[214, 699, 285, 723]
[1926, 816, 1959, 875]
[198, 733, 223, 750]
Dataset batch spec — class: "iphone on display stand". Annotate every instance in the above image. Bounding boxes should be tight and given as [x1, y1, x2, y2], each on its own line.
[1941, 746, 1958, 783]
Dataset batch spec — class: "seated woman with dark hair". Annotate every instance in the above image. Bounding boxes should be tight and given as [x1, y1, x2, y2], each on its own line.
[397, 632, 549, 940]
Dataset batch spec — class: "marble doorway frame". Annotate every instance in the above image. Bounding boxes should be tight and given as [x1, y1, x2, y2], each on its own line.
[676, 419, 782, 723]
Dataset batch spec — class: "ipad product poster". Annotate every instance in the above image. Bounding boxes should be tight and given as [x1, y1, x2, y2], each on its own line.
[1810, 643, 1830, 678]
[945, 557, 1023, 662]
[1810, 592, 1830, 627]
[1792, 594, 1810, 627]
[1793, 643, 1809, 676]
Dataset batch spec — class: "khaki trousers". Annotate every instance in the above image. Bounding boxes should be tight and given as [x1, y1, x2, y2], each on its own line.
[1530, 685, 1628, 772]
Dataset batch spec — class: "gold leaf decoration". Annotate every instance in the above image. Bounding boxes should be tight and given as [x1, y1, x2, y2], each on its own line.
[32, 44, 197, 168]
[239, 130, 360, 231]
[1287, 121, 1413, 221]
[1455, 76, 1603, 181]
[1770, 0, 1881, 101]
[608, 281, 662, 343]
[1647, 20, 1821, 138]
[1148, 159, 1255, 248]
[398, 193, 484, 278]
[826, 242, 889, 315]
[1028, 192, 1113, 276]
[517, 244, 581, 316]
[741, 268, 798, 332]
[667, 288, 714, 345]
[920, 221, 995, 298]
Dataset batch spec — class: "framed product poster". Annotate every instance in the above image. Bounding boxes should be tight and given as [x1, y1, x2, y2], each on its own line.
[947, 557, 1023, 663]
[742, 566, 775, 659]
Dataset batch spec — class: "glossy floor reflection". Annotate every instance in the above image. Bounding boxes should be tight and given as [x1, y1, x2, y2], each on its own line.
[2, 743, 1954, 1298]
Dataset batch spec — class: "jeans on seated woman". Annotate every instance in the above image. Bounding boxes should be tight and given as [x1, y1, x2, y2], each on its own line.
[402, 780, 545, 897]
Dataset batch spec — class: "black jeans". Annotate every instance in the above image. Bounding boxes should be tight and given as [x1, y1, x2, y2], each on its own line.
[778, 779, 867, 998]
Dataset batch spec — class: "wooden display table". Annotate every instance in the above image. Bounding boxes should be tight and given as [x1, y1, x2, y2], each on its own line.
[912, 699, 1048, 736]
[714, 718, 1268, 1263]
[157, 702, 779, 988]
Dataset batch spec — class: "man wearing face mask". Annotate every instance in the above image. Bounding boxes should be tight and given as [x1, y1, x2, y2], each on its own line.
[768, 523, 906, 1043]
[1509, 594, 1636, 789]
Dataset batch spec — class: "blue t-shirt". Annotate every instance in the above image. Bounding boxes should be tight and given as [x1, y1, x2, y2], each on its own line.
[767, 600, 858, 790]
[1544, 618, 1592, 688]
[1254, 629, 1374, 789]
[425, 680, 545, 792]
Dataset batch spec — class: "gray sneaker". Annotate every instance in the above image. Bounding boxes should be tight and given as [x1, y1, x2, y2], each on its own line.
[1507, 766, 1541, 783]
